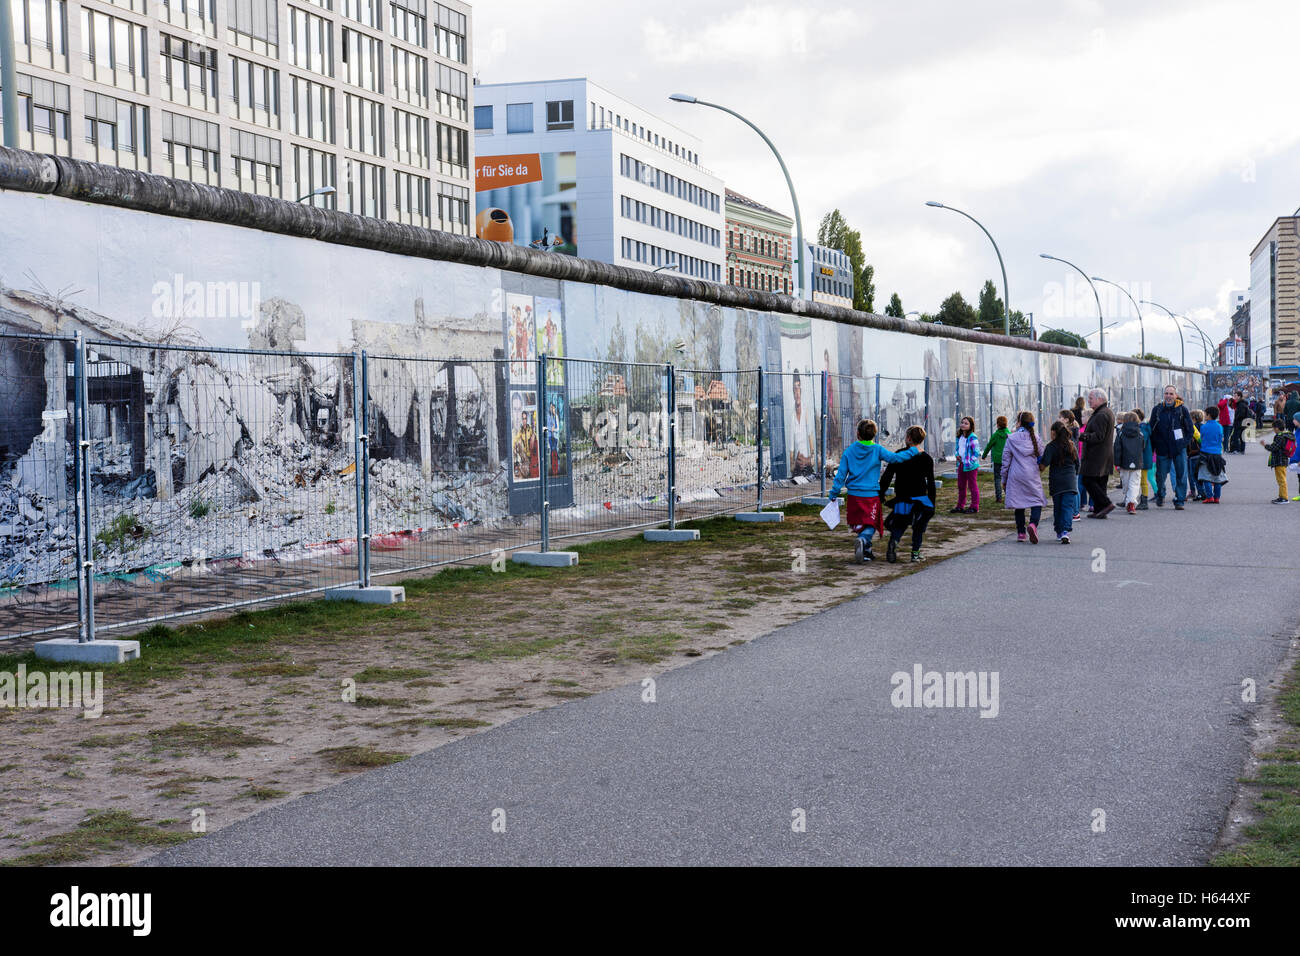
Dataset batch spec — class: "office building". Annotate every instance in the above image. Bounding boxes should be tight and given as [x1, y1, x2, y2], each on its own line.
[471, 77, 723, 281]
[1, 0, 474, 232]
[1249, 216, 1300, 367]
[803, 242, 853, 309]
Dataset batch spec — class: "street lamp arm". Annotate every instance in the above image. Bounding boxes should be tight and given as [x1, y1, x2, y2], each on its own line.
[927, 202, 1010, 335]
[1040, 254, 1106, 352]
[1092, 276, 1145, 357]
[674, 96, 805, 301]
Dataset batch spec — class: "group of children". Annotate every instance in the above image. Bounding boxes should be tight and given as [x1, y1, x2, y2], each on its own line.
[824, 403, 1300, 564]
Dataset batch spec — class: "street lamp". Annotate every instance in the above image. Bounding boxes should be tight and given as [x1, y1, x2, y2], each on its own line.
[926, 201, 1009, 335]
[670, 93, 806, 300]
[1040, 254, 1105, 352]
[653, 261, 680, 273]
[296, 186, 336, 203]
[1139, 300, 1186, 367]
[1091, 276, 1145, 356]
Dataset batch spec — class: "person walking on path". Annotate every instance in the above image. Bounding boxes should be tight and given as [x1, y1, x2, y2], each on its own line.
[1062, 409, 1088, 517]
[1002, 411, 1047, 543]
[1290, 412, 1300, 501]
[1148, 385, 1194, 509]
[1080, 389, 1117, 518]
[1072, 396, 1088, 434]
[1196, 406, 1228, 502]
[1039, 420, 1080, 543]
[1229, 390, 1250, 455]
[1284, 391, 1300, 431]
[982, 416, 1010, 504]
[1133, 407, 1154, 510]
[1261, 418, 1295, 503]
[1114, 412, 1147, 514]
[828, 418, 920, 563]
[1187, 410, 1205, 500]
[880, 425, 937, 563]
[952, 416, 981, 513]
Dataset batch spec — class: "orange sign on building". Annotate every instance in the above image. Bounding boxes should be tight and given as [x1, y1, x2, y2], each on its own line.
[475, 154, 543, 192]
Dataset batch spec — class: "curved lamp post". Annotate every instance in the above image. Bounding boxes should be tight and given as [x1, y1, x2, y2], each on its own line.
[296, 186, 336, 203]
[1040, 254, 1105, 352]
[1139, 300, 1186, 367]
[926, 202, 1009, 335]
[670, 93, 806, 300]
[1092, 276, 1145, 357]
[653, 261, 681, 273]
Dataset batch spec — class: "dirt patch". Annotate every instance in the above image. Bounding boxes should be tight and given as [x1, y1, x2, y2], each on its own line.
[0, 474, 1011, 865]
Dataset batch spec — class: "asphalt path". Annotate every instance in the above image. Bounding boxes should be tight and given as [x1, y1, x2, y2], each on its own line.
[150, 442, 1296, 865]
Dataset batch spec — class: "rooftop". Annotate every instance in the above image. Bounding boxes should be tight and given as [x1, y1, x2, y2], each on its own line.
[725, 189, 792, 223]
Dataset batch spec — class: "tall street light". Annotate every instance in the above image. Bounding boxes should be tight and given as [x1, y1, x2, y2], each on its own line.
[296, 185, 337, 203]
[1091, 276, 1145, 357]
[1040, 254, 1105, 352]
[670, 93, 806, 300]
[926, 202, 1009, 335]
[1139, 300, 1186, 367]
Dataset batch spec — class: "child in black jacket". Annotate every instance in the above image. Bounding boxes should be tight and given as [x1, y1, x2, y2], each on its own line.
[880, 426, 937, 563]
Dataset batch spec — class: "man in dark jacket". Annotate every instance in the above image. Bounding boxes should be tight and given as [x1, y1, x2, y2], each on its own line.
[1080, 388, 1116, 518]
[1148, 385, 1194, 509]
[1284, 390, 1300, 432]
[1229, 390, 1250, 454]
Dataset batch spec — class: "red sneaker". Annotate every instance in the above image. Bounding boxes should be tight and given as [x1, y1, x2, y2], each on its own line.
[1126, 502, 1136, 514]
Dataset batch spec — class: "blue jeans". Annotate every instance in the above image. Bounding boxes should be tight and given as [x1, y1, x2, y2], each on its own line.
[1077, 471, 1090, 509]
[1014, 506, 1042, 535]
[1154, 450, 1188, 504]
[1200, 480, 1225, 500]
[1053, 491, 1078, 536]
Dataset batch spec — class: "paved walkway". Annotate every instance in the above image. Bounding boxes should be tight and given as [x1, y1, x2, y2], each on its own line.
[151, 444, 1296, 865]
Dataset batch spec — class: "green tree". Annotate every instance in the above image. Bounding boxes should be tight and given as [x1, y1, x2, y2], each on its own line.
[1133, 352, 1171, 364]
[936, 291, 978, 328]
[1041, 328, 1088, 349]
[977, 280, 1004, 331]
[816, 209, 873, 312]
[1008, 310, 1032, 337]
[884, 293, 904, 318]
[860, 263, 875, 313]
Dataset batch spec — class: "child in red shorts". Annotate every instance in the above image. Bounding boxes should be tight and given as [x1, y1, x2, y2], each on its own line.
[828, 418, 920, 562]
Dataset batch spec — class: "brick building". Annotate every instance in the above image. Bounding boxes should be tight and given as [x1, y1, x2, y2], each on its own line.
[725, 188, 793, 295]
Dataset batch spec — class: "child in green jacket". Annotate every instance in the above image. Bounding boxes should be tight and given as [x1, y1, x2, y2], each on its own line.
[982, 416, 1010, 503]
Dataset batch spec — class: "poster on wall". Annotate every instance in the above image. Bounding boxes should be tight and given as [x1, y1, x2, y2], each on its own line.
[476, 152, 578, 255]
[503, 288, 573, 515]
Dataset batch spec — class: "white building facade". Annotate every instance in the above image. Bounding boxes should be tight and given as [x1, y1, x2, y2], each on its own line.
[472, 77, 724, 282]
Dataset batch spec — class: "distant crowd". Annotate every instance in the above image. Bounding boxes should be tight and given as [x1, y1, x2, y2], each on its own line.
[826, 385, 1300, 562]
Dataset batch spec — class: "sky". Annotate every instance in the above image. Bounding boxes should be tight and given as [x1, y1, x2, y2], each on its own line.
[472, 0, 1300, 365]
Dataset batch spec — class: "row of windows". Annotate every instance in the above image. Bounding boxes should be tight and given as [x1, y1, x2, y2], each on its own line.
[592, 102, 699, 166]
[619, 237, 721, 282]
[812, 274, 853, 301]
[619, 154, 720, 213]
[225, 0, 460, 59]
[620, 196, 720, 248]
[728, 228, 789, 261]
[474, 98, 573, 135]
[728, 267, 790, 296]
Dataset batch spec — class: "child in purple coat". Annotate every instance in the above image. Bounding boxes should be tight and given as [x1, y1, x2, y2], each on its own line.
[1001, 411, 1048, 543]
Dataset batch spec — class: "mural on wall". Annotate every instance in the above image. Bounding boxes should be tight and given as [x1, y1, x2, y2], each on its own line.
[475, 152, 578, 255]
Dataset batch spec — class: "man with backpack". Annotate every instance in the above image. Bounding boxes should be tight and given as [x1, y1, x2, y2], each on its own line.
[1148, 385, 1195, 510]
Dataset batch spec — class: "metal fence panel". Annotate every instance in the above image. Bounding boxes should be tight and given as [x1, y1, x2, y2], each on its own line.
[762, 370, 820, 508]
[83, 342, 362, 633]
[674, 368, 761, 522]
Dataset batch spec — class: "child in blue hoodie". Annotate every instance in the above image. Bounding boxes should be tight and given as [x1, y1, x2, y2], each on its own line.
[829, 418, 920, 563]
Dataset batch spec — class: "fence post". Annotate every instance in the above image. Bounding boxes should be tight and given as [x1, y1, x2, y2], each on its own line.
[953, 377, 961, 447]
[1038, 381, 1044, 425]
[351, 352, 366, 587]
[74, 333, 95, 643]
[539, 354, 549, 551]
[923, 376, 931, 456]
[874, 373, 881, 435]
[359, 350, 372, 588]
[988, 381, 995, 433]
[819, 370, 828, 497]
[667, 362, 677, 530]
[755, 366, 764, 512]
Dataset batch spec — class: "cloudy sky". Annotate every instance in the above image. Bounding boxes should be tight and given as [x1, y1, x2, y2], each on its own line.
[473, 0, 1300, 364]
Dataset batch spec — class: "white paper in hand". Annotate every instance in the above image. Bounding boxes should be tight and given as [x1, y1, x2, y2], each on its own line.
[820, 497, 841, 530]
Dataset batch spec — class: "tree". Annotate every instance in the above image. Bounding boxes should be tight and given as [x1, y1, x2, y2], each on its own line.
[936, 291, 978, 328]
[884, 293, 904, 318]
[1041, 329, 1088, 349]
[816, 209, 873, 312]
[1133, 352, 1171, 364]
[1009, 310, 1032, 337]
[977, 280, 1004, 331]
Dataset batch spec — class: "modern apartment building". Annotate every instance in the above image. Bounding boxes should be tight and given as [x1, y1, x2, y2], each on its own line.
[803, 242, 853, 309]
[1249, 216, 1300, 367]
[472, 77, 724, 281]
[0, 0, 473, 232]
[724, 188, 792, 295]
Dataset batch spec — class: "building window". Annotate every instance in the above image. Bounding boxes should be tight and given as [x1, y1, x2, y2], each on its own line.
[473, 104, 492, 131]
[436, 180, 469, 234]
[345, 159, 384, 218]
[81, 9, 148, 93]
[506, 102, 532, 134]
[2, 73, 71, 156]
[161, 110, 220, 185]
[227, 0, 280, 57]
[345, 92, 384, 156]
[13, 0, 70, 72]
[288, 6, 333, 77]
[160, 34, 218, 111]
[431, 1, 466, 62]
[344, 0, 383, 30]
[390, 46, 427, 107]
[292, 144, 336, 205]
[230, 55, 279, 128]
[83, 90, 149, 170]
[159, 0, 216, 38]
[291, 76, 335, 143]
[392, 107, 428, 167]
[388, 0, 426, 46]
[394, 169, 431, 226]
[231, 128, 282, 196]
[435, 120, 467, 177]
[434, 62, 467, 122]
[546, 99, 573, 131]
[341, 26, 383, 93]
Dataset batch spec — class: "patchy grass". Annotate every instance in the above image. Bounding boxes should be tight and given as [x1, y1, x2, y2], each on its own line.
[0, 809, 192, 866]
[147, 723, 270, 753]
[1214, 657, 1300, 866]
[241, 785, 288, 801]
[353, 666, 434, 683]
[317, 746, 409, 771]
[428, 717, 490, 730]
[77, 733, 136, 749]
[230, 661, 317, 679]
